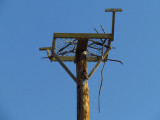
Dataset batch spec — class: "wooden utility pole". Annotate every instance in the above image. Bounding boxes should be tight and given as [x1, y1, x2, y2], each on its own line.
[76, 39, 89, 120]
[39, 8, 122, 120]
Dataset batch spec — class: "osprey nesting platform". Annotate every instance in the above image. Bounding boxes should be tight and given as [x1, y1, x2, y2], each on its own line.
[39, 8, 123, 120]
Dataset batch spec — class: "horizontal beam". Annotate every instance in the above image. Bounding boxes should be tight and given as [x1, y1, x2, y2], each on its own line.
[39, 48, 107, 62]
[105, 8, 122, 12]
[51, 56, 106, 62]
[39, 47, 51, 51]
[54, 33, 113, 39]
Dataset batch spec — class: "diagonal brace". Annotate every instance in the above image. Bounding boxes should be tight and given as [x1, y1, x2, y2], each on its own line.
[53, 53, 77, 83]
[82, 47, 111, 85]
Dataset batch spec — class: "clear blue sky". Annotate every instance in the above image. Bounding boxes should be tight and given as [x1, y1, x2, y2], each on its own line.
[0, 0, 160, 120]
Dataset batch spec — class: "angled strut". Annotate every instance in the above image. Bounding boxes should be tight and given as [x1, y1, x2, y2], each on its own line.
[53, 53, 77, 83]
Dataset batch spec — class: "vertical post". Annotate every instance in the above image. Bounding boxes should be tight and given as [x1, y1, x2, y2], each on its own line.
[112, 11, 115, 40]
[105, 8, 122, 40]
[76, 39, 89, 120]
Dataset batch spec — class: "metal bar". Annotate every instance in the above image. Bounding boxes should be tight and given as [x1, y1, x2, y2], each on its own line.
[54, 33, 112, 39]
[82, 48, 111, 84]
[53, 53, 77, 83]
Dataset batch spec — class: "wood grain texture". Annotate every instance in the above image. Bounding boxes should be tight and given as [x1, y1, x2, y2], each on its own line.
[54, 33, 112, 39]
[76, 39, 89, 120]
[76, 51, 89, 120]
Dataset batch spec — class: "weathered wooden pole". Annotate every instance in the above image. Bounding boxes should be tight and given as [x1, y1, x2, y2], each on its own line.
[76, 39, 89, 120]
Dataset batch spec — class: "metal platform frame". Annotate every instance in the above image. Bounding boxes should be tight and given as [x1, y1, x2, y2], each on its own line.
[39, 8, 122, 84]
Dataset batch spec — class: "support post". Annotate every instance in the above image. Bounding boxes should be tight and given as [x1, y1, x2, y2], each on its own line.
[105, 8, 122, 40]
[76, 39, 89, 120]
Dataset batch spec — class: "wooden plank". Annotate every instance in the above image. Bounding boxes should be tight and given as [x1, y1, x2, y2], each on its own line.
[54, 33, 112, 39]
[105, 8, 122, 12]
[39, 47, 52, 51]
[51, 38, 56, 56]
[51, 56, 74, 61]
[51, 56, 105, 62]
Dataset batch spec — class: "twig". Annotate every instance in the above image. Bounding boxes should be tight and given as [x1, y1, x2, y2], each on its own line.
[99, 60, 106, 112]
[88, 46, 103, 51]
[94, 28, 99, 34]
[94, 28, 103, 43]
[87, 50, 100, 57]
[57, 40, 76, 54]
[89, 39, 109, 49]
[58, 49, 75, 56]
[100, 25, 106, 33]
[106, 59, 123, 65]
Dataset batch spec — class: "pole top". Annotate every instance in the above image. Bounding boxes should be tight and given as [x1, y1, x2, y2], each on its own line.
[105, 8, 122, 12]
